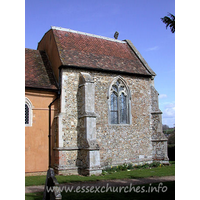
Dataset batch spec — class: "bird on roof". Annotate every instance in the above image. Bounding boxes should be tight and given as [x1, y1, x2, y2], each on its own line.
[114, 31, 119, 39]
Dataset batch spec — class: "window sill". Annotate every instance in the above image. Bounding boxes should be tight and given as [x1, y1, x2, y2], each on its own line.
[25, 124, 32, 127]
[108, 123, 131, 126]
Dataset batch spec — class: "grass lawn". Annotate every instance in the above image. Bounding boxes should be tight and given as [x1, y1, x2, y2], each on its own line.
[25, 162, 175, 186]
[25, 181, 175, 200]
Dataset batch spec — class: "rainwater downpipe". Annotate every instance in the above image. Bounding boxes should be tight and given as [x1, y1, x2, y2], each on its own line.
[48, 68, 61, 169]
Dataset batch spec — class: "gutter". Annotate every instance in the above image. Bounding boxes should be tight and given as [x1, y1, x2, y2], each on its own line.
[48, 95, 59, 168]
[58, 65, 152, 78]
[25, 86, 58, 92]
[48, 68, 61, 169]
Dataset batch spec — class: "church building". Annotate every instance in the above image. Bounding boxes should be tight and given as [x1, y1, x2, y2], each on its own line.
[25, 26, 168, 175]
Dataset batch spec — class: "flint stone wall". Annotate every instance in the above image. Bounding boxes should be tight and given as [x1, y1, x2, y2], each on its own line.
[54, 68, 165, 174]
[150, 86, 169, 163]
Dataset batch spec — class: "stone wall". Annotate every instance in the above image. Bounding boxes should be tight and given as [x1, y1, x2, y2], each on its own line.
[53, 68, 160, 174]
[150, 85, 169, 163]
[93, 72, 153, 166]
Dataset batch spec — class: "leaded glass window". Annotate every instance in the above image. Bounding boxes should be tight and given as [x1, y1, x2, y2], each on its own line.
[109, 77, 130, 124]
[120, 93, 127, 124]
[25, 104, 29, 124]
[111, 92, 118, 124]
[25, 97, 32, 126]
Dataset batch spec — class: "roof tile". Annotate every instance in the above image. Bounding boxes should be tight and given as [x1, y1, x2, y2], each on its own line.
[52, 28, 152, 76]
[25, 48, 58, 90]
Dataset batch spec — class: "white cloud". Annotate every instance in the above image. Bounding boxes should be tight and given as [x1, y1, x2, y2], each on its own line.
[146, 46, 159, 51]
[162, 103, 175, 127]
[163, 103, 175, 118]
[159, 94, 167, 99]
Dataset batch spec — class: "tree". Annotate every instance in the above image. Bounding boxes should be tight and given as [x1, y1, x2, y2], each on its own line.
[162, 124, 169, 131]
[168, 132, 175, 145]
[161, 13, 175, 33]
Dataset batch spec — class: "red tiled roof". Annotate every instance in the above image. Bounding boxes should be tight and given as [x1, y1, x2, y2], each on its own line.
[51, 28, 153, 76]
[25, 48, 58, 90]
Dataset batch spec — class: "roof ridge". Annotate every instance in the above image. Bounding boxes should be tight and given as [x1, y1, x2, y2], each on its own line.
[51, 26, 126, 44]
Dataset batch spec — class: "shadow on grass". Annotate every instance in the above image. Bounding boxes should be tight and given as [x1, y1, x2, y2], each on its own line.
[25, 192, 43, 200]
[25, 163, 175, 187]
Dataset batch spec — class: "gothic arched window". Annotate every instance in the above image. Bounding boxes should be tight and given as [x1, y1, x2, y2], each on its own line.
[108, 77, 131, 124]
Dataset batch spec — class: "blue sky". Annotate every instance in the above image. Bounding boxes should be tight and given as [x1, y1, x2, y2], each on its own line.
[26, 0, 175, 127]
